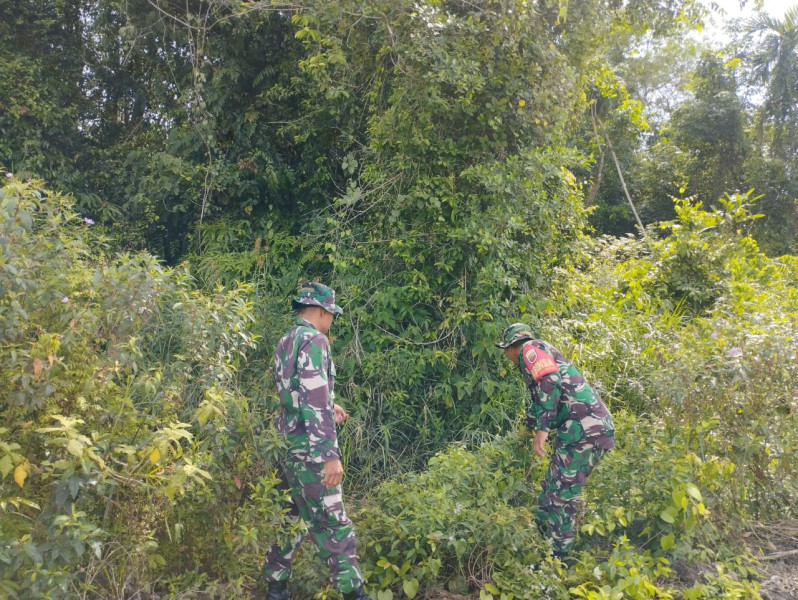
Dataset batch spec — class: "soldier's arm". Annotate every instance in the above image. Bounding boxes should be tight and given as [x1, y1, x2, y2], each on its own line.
[524, 386, 541, 431]
[531, 371, 563, 433]
[533, 429, 549, 458]
[521, 342, 561, 433]
[296, 335, 340, 462]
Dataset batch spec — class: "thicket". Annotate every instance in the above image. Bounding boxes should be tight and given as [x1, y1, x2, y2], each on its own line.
[1, 179, 287, 597]
[3, 173, 796, 599]
[2, 0, 797, 599]
[347, 192, 797, 600]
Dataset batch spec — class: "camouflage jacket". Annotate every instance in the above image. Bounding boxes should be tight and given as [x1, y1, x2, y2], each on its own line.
[273, 317, 340, 463]
[518, 339, 615, 447]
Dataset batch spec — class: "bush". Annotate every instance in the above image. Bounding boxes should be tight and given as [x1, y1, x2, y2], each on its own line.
[0, 178, 285, 598]
[546, 193, 798, 521]
[355, 433, 568, 600]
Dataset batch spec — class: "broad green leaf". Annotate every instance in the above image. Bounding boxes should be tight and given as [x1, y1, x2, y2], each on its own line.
[402, 577, 418, 598]
[660, 533, 675, 551]
[660, 507, 676, 524]
[672, 487, 685, 508]
[403, 578, 419, 598]
[685, 483, 703, 503]
[0, 455, 12, 478]
[67, 439, 84, 457]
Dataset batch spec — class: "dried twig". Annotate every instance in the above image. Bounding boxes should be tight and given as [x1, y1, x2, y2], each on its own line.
[762, 548, 798, 561]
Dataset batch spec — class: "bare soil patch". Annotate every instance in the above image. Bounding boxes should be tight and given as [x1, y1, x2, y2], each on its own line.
[748, 521, 798, 600]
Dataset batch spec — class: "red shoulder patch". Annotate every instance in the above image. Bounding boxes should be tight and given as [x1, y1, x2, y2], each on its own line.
[523, 346, 558, 381]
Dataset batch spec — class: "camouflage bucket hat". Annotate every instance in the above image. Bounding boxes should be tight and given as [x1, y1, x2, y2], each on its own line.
[495, 322, 535, 348]
[291, 282, 343, 315]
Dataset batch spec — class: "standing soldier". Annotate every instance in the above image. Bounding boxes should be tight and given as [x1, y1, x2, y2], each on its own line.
[496, 323, 615, 564]
[261, 282, 371, 600]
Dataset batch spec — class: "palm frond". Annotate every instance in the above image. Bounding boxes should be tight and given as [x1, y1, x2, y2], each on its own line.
[784, 4, 798, 31]
[745, 13, 780, 34]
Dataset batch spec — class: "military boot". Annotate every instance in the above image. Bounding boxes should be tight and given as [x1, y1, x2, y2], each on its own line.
[265, 580, 290, 600]
[342, 584, 373, 600]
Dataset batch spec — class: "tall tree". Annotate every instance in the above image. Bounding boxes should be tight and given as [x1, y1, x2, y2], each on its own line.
[740, 7, 798, 253]
[669, 52, 749, 203]
[0, 0, 87, 178]
[746, 6, 798, 161]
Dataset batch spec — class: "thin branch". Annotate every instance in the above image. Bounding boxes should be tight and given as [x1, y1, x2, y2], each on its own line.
[761, 548, 798, 560]
[586, 103, 606, 206]
[146, 0, 196, 30]
[597, 116, 646, 238]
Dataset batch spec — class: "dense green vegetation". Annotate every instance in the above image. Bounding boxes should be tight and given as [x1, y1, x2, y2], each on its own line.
[1, 0, 797, 599]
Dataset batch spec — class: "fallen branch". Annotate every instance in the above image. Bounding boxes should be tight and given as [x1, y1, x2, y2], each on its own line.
[762, 548, 798, 560]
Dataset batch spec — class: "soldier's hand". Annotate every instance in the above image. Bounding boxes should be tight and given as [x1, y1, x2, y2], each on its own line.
[333, 404, 349, 425]
[533, 430, 549, 458]
[321, 458, 344, 487]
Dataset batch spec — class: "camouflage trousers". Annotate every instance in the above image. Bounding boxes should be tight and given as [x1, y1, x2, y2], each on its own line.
[261, 458, 364, 594]
[536, 435, 613, 555]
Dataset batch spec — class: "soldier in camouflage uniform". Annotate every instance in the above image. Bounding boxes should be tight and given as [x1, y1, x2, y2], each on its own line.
[261, 282, 372, 600]
[496, 323, 615, 562]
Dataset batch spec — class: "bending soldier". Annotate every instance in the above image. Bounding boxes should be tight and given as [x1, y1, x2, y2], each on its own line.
[496, 323, 615, 563]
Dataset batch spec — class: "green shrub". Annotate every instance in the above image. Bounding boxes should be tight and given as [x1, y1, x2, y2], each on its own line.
[355, 433, 566, 599]
[0, 178, 285, 598]
[546, 193, 798, 521]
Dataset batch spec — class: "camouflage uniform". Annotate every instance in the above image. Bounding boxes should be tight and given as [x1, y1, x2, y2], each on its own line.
[262, 283, 364, 595]
[497, 324, 615, 556]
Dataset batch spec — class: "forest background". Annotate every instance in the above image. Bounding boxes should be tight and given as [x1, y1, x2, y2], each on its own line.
[1, 0, 797, 599]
